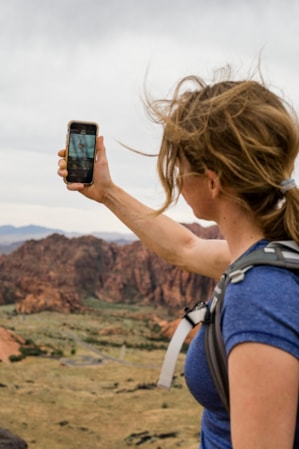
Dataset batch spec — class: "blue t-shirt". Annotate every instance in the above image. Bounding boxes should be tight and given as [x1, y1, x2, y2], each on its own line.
[184, 241, 299, 448]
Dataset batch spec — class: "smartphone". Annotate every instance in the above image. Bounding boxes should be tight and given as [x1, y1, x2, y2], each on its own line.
[65, 121, 98, 184]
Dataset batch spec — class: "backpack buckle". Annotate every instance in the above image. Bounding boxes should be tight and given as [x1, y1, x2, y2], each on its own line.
[183, 302, 207, 327]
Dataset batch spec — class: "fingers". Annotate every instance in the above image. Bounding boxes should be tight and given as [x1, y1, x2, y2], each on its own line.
[58, 158, 66, 169]
[57, 147, 68, 179]
[57, 167, 66, 178]
[57, 154, 67, 179]
[58, 149, 66, 157]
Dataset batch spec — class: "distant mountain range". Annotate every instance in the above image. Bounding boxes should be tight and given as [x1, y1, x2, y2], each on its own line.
[0, 225, 137, 254]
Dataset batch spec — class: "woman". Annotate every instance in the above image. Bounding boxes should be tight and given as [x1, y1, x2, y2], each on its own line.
[58, 72, 299, 448]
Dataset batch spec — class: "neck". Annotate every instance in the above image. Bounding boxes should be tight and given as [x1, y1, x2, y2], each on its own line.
[216, 203, 265, 263]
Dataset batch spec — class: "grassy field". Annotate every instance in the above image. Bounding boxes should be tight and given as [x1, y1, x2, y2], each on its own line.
[0, 302, 202, 449]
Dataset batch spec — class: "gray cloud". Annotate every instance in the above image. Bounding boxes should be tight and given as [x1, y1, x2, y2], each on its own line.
[1, 0, 299, 232]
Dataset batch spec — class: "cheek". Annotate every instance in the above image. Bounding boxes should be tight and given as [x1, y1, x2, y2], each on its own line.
[181, 176, 205, 203]
[181, 178, 214, 219]
[181, 180, 195, 205]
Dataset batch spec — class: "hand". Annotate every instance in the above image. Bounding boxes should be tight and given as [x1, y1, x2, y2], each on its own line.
[57, 136, 113, 203]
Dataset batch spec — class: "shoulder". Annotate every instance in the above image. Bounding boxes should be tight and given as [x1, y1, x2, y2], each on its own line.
[222, 265, 299, 359]
[227, 264, 299, 302]
[232, 261, 298, 287]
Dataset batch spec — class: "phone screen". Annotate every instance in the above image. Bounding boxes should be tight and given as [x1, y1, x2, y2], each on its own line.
[66, 121, 98, 184]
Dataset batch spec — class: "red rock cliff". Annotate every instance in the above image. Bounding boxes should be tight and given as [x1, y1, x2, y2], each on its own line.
[0, 224, 222, 314]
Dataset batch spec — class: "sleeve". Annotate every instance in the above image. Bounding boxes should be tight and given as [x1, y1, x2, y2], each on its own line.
[222, 266, 299, 360]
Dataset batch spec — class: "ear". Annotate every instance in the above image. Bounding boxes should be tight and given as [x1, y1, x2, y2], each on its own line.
[206, 170, 221, 198]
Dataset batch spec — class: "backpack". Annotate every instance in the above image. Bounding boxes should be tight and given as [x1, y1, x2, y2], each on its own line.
[157, 240, 299, 414]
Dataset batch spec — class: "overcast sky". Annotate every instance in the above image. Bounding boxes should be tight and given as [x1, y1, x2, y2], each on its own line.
[1, 0, 299, 234]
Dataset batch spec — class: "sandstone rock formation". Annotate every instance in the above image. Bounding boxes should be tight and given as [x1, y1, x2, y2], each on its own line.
[0, 224, 222, 314]
[0, 327, 25, 362]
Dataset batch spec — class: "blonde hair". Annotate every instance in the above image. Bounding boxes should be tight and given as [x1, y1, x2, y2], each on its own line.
[146, 73, 299, 243]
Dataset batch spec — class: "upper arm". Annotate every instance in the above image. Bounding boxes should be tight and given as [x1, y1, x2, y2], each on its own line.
[179, 237, 230, 280]
[228, 342, 299, 449]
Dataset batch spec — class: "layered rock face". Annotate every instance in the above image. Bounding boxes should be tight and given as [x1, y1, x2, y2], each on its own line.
[0, 224, 222, 314]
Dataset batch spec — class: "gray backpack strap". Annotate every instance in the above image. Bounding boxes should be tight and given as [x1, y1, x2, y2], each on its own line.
[228, 240, 299, 281]
[204, 274, 230, 414]
[205, 240, 299, 415]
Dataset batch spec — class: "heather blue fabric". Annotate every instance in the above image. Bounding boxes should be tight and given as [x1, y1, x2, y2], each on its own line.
[184, 240, 299, 449]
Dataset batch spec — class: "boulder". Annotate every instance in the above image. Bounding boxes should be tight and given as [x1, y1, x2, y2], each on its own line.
[0, 429, 28, 449]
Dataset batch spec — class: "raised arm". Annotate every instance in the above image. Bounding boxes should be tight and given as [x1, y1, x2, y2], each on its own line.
[58, 137, 230, 280]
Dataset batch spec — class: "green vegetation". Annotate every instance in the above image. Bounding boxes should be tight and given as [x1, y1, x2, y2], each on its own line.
[0, 301, 202, 449]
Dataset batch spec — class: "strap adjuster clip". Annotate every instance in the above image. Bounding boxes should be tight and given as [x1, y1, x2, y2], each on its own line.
[182, 307, 197, 327]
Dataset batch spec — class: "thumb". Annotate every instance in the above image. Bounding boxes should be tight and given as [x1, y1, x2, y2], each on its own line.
[96, 135, 105, 157]
[95, 135, 109, 168]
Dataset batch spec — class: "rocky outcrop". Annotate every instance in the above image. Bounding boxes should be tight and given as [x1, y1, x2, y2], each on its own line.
[0, 224, 222, 314]
[0, 429, 28, 449]
[0, 327, 25, 362]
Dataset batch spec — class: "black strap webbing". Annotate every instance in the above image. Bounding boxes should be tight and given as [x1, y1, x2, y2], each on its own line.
[205, 274, 230, 413]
